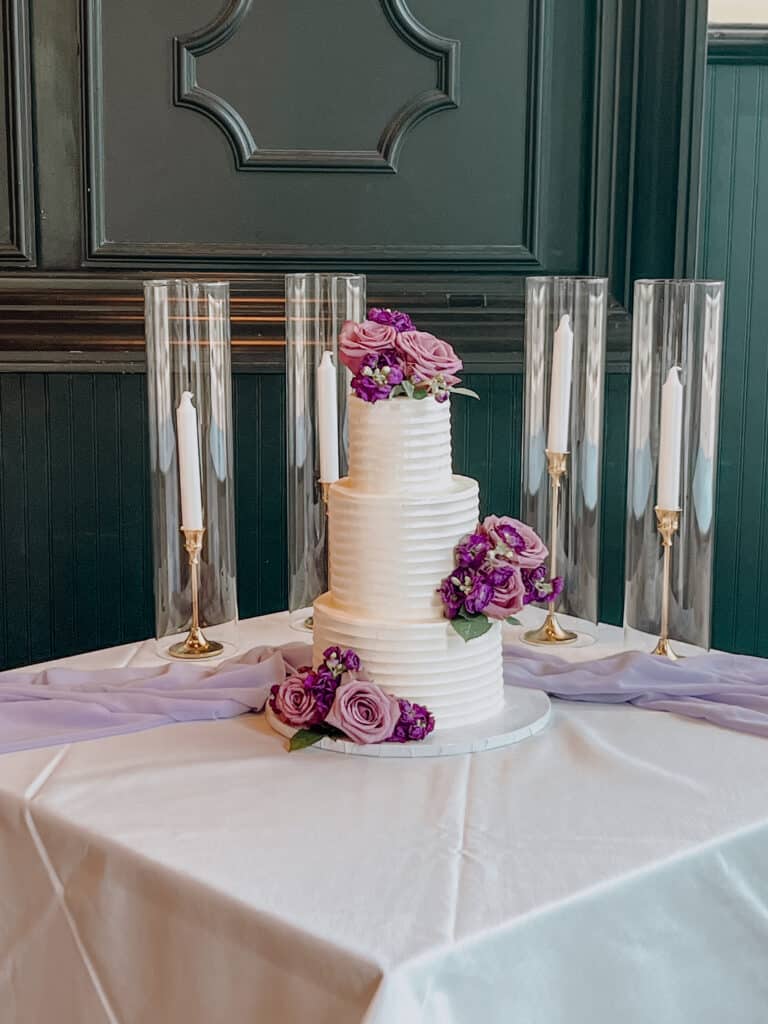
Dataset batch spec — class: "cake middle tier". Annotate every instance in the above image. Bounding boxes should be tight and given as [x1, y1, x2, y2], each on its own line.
[328, 475, 479, 621]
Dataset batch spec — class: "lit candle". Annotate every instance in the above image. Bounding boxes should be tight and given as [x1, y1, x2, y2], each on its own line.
[176, 391, 203, 529]
[657, 366, 683, 509]
[547, 314, 573, 453]
[317, 351, 339, 483]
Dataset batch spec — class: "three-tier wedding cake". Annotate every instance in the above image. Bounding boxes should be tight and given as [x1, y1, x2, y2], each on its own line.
[313, 394, 505, 731]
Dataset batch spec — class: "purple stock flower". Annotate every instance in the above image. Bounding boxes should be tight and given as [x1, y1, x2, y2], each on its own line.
[386, 699, 436, 743]
[302, 668, 339, 720]
[521, 564, 564, 605]
[367, 307, 415, 332]
[456, 530, 492, 569]
[351, 350, 405, 403]
[438, 568, 493, 618]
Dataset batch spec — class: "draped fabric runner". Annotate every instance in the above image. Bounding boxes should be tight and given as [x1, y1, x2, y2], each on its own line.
[2, 639, 768, 755]
[503, 643, 768, 738]
[0, 643, 312, 754]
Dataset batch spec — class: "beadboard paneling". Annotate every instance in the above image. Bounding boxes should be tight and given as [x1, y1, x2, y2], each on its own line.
[700, 59, 768, 657]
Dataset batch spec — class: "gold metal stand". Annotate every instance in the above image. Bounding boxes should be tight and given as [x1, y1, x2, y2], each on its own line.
[651, 506, 681, 660]
[523, 450, 577, 645]
[168, 527, 223, 659]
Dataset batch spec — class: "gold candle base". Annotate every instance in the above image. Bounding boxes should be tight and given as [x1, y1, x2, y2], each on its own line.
[524, 610, 577, 645]
[523, 449, 577, 647]
[651, 506, 681, 661]
[168, 527, 223, 660]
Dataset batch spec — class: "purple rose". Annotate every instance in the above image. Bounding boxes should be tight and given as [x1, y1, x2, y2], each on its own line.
[326, 681, 400, 744]
[483, 515, 548, 569]
[386, 699, 436, 743]
[269, 675, 320, 728]
[485, 566, 526, 620]
[456, 530, 492, 569]
[339, 319, 397, 374]
[351, 350, 405, 403]
[395, 330, 463, 384]
[367, 307, 415, 332]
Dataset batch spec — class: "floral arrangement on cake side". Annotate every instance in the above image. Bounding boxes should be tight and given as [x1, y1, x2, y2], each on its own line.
[339, 307, 478, 404]
[439, 517, 563, 641]
[268, 646, 435, 751]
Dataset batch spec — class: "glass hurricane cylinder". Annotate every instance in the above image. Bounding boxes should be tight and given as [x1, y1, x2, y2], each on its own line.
[624, 279, 724, 653]
[285, 273, 366, 627]
[522, 277, 608, 636]
[144, 280, 238, 653]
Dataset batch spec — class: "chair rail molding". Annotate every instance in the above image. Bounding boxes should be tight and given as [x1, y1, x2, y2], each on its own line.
[708, 25, 768, 65]
[173, 0, 460, 172]
[0, 0, 36, 264]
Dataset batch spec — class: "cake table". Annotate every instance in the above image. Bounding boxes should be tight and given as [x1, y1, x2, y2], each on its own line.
[2, 610, 768, 1024]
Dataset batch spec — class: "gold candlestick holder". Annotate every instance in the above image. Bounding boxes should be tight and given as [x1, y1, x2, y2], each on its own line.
[651, 506, 681, 660]
[523, 450, 577, 645]
[168, 528, 224, 659]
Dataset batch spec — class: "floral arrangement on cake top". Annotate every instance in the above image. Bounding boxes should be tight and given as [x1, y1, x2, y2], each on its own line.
[339, 307, 478, 404]
[439, 516, 563, 641]
[269, 645, 435, 750]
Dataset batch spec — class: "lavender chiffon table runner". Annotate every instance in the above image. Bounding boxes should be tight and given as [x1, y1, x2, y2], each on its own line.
[2, 637, 767, 755]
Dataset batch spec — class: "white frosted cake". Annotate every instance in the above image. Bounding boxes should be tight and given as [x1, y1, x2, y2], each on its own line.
[313, 394, 505, 731]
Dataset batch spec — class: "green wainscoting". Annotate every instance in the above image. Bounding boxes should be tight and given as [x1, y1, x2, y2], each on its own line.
[0, 367, 631, 670]
[701, 53, 768, 657]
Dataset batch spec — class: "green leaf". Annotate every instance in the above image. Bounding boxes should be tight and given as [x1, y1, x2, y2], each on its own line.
[449, 386, 481, 400]
[412, 388, 430, 400]
[389, 383, 405, 399]
[401, 379, 415, 398]
[505, 616, 521, 626]
[289, 729, 326, 751]
[450, 614, 493, 642]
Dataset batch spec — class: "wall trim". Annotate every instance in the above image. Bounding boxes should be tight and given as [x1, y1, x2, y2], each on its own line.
[173, 0, 459, 172]
[0, 272, 632, 373]
[708, 25, 768, 64]
[0, 0, 36, 264]
[80, 0, 546, 269]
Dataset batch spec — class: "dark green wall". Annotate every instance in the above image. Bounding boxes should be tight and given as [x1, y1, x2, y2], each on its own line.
[701, 46, 768, 656]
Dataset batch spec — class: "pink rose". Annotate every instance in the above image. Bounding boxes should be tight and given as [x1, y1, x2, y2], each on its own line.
[395, 330, 463, 383]
[483, 515, 548, 569]
[339, 319, 397, 374]
[269, 675, 319, 728]
[326, 680, 400, 744]
[485, 567, 526, 620]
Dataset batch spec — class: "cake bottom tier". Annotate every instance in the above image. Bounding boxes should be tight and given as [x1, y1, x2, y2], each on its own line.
[313, 594, 505, 731]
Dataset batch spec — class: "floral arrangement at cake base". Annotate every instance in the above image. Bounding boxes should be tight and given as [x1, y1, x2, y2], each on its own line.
[269, 646, 436, 751]
[439, 516, 563, 641]
[340, 307, 479, 404]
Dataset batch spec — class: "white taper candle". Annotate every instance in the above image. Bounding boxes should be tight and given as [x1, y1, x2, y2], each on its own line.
[547, 314, 574, 453]
[317, 351, 339, 483]
[176, 391, 203, 530]
[657, 366, 683, 509]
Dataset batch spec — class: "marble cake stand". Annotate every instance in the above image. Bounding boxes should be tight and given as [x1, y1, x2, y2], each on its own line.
[266, 687, 551, 758]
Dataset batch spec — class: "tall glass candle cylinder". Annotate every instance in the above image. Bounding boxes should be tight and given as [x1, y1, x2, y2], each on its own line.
[522, 277, 608, 632]
[144, 280, 238, 651]
[285, 273, 365, 626]
[624, 280, 724, 652]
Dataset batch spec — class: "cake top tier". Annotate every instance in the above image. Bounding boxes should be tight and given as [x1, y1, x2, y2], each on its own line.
[347, 394, 453, 493]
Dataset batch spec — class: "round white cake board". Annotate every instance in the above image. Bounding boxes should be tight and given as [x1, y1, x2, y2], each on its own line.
[266, 687, 551, 758]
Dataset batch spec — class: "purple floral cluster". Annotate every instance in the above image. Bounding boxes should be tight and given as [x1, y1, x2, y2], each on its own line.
[439, 515, 563, 626]
[269, 646, 436, 748]
[339, 308, 464, 404]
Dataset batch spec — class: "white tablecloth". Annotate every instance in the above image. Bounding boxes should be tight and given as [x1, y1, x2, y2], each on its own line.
[2, 612, 768, 1024]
